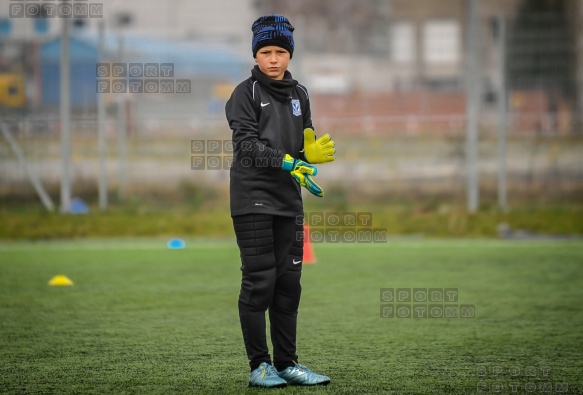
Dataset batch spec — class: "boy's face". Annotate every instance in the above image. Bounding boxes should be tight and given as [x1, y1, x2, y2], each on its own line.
[254, 46, 290, 80]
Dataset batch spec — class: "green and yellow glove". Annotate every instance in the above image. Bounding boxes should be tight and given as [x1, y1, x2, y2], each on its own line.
[303, 128, 335, 164]
[282, 154, 324, 197]
[291, 170, 324, 197]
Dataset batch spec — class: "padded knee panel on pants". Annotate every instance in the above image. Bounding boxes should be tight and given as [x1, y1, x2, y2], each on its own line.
[240, 266, 276, 311]
[271, 270, 302, 313]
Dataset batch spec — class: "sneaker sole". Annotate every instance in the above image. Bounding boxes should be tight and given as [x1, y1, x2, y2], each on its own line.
[287, 380, 330, 386]
[248, 382, 288, 388]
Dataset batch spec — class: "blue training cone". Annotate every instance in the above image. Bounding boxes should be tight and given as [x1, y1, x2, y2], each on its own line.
[166, 238, 186, 249]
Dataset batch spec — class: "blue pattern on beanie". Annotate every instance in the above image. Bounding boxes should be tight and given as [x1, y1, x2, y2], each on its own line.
[252, 14, 295, 58]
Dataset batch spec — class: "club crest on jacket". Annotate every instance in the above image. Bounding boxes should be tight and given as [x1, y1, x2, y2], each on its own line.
[291, 99, 301, 116]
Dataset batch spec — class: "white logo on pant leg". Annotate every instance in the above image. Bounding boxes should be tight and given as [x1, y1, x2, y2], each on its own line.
[293, 259, 302, 265]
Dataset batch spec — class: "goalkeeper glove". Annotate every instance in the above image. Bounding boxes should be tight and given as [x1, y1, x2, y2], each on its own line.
[291, 170, 324, 197]
[303, 128, 335, 164]
[281, 154, 324, 197]
[282, 153, 318, 175]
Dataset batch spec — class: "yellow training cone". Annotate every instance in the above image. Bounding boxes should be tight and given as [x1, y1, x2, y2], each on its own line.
[48, 275, 73, 286]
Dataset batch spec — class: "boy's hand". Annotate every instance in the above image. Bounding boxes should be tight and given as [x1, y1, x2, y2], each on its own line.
[303, 128, 335, 164]
[282, 154, 324, 197]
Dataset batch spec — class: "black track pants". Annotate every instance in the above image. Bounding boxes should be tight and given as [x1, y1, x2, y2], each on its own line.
[232, 214, 303, 371]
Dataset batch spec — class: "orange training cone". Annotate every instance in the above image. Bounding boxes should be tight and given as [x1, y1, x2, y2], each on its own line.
[303, 225, 317, 264]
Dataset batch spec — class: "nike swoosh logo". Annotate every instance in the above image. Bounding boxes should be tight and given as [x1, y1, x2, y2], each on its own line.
[293, 259, 302, 265]
[261, 102, 270, 107]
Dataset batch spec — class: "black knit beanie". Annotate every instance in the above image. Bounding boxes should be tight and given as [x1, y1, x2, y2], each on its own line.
[251, 14, 295, 59]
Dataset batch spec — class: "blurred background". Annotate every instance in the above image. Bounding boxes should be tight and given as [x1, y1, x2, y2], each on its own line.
[1, 0, 582, 238]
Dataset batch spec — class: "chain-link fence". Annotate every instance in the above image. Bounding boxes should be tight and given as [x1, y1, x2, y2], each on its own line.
[1, 0, 582, 209]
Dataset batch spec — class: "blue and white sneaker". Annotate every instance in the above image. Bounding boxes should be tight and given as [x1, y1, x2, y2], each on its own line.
[277, 362, 330, 386]
[248, 362, 287, 388]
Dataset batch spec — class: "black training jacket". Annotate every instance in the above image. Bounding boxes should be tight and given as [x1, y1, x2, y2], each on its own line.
[225, 72, 313, 217]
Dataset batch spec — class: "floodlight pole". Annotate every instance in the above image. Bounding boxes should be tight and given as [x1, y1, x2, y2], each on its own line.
[496, 16, 508, 212]
[117, 35, 127, 201]
[97, 21, 108, 210]
[465, 0, 480, 213]
[60, 18, 72, 213]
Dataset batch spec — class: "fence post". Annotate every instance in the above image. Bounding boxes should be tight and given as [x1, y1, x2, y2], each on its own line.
[465, 0, 481, 212]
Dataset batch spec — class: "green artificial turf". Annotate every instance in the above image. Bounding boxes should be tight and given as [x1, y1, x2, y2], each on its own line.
[2, 204, 583, 239]
[0, 240, 582, 394]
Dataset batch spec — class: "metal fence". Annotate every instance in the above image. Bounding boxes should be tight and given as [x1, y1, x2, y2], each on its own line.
[1, 1, 582, 210]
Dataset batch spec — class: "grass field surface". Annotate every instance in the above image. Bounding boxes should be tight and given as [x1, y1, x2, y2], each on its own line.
[1, 239, 582, 394]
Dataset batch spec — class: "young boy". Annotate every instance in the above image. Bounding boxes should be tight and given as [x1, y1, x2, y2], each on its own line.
[225, 14, 336, 388]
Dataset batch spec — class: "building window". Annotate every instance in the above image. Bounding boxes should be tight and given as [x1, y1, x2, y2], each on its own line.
[423, 20, 460, 65]
[391, 22, 415, 64]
